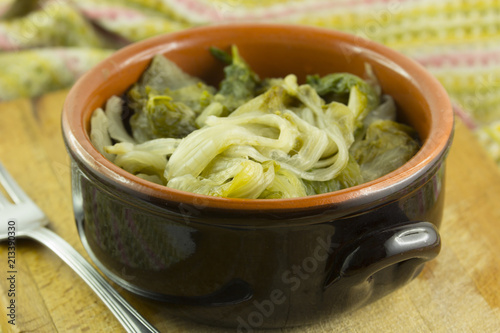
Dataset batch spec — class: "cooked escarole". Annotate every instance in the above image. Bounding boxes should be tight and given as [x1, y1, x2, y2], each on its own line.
[90, 46, 420, 199]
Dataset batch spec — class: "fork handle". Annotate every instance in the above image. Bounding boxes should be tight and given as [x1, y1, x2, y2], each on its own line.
[27, 227, 159, 333]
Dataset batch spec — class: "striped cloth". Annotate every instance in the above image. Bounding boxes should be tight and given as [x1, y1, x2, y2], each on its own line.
[1, 0, 499, 166]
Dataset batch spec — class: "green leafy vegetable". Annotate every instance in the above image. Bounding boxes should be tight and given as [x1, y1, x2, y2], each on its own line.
[259, 168, 307, 199]
[307, 72, 380, 125]
[144, 94, 197, 138]
[137, 53, 200, 92]
[127, 55, 216, 142]
[90, 108, 115, 162]
[350, 120, 420, 182]
[211, 45, 261, 111]
[168, 157, 276, 199]
[304, 155, 363, 195]
[209, 46, 233, 64]
[89, 45, 421, 199]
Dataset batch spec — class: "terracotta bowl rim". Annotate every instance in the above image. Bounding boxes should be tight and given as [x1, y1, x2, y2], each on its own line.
[62, 23, 454, 212]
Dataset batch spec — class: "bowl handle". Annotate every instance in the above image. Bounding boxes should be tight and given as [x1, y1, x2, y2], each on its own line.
[325, 221, 440, 287]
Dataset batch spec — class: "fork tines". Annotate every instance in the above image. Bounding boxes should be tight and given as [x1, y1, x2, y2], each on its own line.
[0, 161, 28, 206]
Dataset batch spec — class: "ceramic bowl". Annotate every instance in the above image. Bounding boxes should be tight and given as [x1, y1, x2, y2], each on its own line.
[62, 23, 454, 329]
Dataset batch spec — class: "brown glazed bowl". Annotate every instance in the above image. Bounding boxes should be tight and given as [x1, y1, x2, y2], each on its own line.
[62, 24, 453, 329]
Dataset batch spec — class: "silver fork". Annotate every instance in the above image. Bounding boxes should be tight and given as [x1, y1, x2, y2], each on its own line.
[0, 161, 159, 333]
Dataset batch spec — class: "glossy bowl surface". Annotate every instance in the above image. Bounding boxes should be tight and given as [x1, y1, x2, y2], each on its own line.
[62, 23, 453, 329]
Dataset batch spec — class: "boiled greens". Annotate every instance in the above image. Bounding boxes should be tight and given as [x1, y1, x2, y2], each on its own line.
[90, 46, 420, 199]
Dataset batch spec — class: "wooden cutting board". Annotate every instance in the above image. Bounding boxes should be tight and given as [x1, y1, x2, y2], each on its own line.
[1, 90, 500, 332]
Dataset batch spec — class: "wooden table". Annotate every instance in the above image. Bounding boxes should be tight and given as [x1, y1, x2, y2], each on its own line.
[1, 90, 500, 333]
